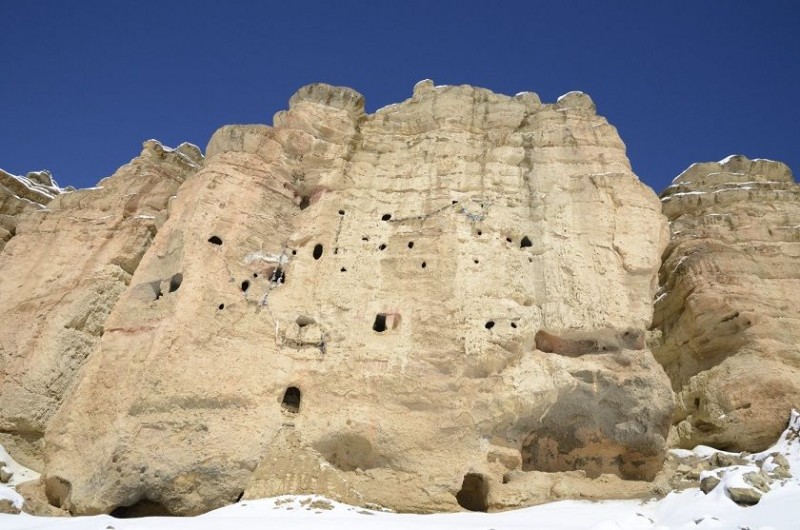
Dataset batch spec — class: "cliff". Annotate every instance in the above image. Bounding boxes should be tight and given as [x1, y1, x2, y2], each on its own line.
[0, 82, 796, 517]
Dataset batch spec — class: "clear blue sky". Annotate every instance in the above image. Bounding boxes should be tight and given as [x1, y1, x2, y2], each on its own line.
[1, 1, 798, 193]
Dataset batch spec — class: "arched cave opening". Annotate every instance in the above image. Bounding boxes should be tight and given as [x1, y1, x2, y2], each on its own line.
[373, 313, 388, 333]
[207, 236, 223, 245]
[313, 243, 324, 260]
[168, 273, 183, 293]
[455, 473, 489, 512]
[110, 498, 173, 518]
[241, 280, 250, 292]
[281, 386, 301, 413]
[520, 236, 532, 248]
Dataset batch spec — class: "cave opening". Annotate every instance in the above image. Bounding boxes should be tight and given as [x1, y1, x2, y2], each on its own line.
[373, 313, 388, 332]
[381, 213, 392, 221]
[313, 243, 324, 260]
[270, 267, 285, 284]
[520, 236, 532, 248]
[207, 236, 223, 245]
[168, 273, 183, 293]
[110, 499, 173, 518]
[241, 280, 250, 292]
[455, 473, 489, 512]
[282, 386, 301, 413]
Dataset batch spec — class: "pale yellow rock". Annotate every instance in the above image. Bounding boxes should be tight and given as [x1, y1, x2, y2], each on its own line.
[0, 142, 202, 467]
[654, 155, 800, 451]
[39, 82, 671, 515]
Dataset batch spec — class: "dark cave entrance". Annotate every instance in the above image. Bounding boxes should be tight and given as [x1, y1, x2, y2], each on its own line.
[282, 386, 301, 413]
[455, 473, 488, 512]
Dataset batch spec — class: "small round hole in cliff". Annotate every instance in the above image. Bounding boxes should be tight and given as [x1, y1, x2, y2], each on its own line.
[291, 249, 297, 255]
[168, 273, 183, 293]
[506, 237, 513, 243]
[241, 280, 250, 292]
[421, 261, 427, 268]
[477, 230, 482, 236]
[340, 267, 347, 272]
[520, 236, 532, 248]
[381, 214, 392, 221]
[378, 243, 387, 251]
[473, 259, 479, 264]
[313, 244, 324, 260]
[207, 236, 223, 245]
[373, 314, 387, 332]
[456, 473, 488, 512]
[298, 196, 310, 210]
[485, 321, 495, 329]
[510, 322, 518, 329]
[110, 499, 173, 518]
[253, 273, 258, 278]
[408, 241, 414, 249]
[218, 303, 225, 310]
[339, 209, 345, 215]
[281, 386, 301, 413]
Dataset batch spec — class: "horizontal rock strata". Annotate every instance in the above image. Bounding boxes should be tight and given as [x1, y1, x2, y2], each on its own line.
[653, 155, 800, 451]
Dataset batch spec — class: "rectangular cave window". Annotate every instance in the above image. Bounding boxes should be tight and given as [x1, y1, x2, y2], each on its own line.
[373, 313, 387, 332]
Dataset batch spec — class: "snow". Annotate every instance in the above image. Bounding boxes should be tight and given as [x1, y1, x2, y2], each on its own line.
[2, 411, 799, 529]
[557, 90, 585, 102]
[0, 445, 39, 486]
[717, 154, 743, 164]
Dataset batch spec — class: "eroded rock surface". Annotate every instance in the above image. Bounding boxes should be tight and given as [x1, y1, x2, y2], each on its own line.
[0, 169, 62, 253]
[36, 82, 671, 515]
[654, 155, 800, 451]
[0, 142, 202, 467]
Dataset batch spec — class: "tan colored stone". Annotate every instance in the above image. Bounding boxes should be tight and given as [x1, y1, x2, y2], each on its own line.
[35, 82, 671, 515]
[654, 155, 800, 451]
[0, 141, 202, 467]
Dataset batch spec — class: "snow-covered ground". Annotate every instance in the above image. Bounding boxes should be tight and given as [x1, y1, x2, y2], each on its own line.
[2, 411, 799, 529]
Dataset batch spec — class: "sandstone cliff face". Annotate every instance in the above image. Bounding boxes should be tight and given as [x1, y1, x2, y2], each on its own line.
[0, 142, 203, 467]
[41, 82, 672, 516]
[653, 156, 800, 451]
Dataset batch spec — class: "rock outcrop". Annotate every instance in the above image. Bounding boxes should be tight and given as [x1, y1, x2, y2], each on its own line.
[0, 169, 62, 253]
[37, 82, 672, 516]
[653, 155, 800, 451]
[0, 142, 203, 467]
